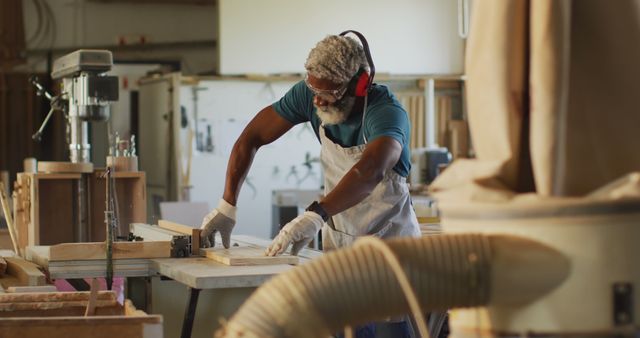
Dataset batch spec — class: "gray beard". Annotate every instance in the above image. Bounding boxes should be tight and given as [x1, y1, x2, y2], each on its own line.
[314, 96, 356, 125]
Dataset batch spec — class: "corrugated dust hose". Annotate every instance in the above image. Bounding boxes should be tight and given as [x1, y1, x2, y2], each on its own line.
[215, 234, 569, 338]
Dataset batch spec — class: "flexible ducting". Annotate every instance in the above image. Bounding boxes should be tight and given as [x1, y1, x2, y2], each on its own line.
[215, 234, 569, 338]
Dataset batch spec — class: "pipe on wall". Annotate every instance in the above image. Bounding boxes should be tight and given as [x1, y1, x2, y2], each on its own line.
[215, 233, 570, 338]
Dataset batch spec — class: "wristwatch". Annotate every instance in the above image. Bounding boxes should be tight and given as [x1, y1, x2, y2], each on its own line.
[306, 201, 329, 222]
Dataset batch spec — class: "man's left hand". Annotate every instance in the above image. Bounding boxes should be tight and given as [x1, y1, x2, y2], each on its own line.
[266, 211, 324, 256]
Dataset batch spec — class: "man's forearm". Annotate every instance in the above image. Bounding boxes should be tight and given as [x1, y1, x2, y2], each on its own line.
[223, 138, 259, 206]
[320, 165, 384, 217]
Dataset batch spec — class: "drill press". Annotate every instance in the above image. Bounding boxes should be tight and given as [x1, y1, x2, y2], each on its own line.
[32, 49, 119, 163]
[30, 50, 119, 243]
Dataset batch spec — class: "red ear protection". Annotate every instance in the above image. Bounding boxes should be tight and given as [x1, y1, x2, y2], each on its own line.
[354, 68, 370, 97]
[339, 30, 375, 97]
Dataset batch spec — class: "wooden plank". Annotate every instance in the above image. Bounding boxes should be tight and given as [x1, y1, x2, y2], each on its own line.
[84, 278, 100, 316]
[0, 304, 122, 318]
[230, 235, 322, 260]
[6, 285, 57, 293]
[0, 316, 162, 338]
[4, 257, 45, 286]
[200, 245, 298, 266]
[14, 174, 29, 252]
[24, 245, 48, 267]
[130, 223, 179, 242]
[28, 250, 154, 279]
[44, 262, 156, 278]
[158, 219, 202, 255]
[0, 300, 118, 311]
[158, 219, 196, 235]
[48, 241, 171, 261]
[449, 119, 469, 159]
[33, 173, 83, 180]
[0, 290, 116, 303]
[37, 161, 93, 174]
[191, 228, 201, 255]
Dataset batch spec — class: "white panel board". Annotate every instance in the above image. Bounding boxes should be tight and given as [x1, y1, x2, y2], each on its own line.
[180, 80, 322, 239]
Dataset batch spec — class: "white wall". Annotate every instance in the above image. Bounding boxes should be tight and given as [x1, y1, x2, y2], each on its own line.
[21, 0, 217, 74]
[20, 0, 463, 75]
[219, 0, 465, 75]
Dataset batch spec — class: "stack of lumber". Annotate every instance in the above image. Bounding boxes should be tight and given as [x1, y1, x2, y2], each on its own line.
[26, 241, 171, 279]
[0, 292, 162, 338]
[0, 290, 119, 317]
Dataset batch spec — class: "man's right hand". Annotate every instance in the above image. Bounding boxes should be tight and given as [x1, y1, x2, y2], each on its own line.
[199, 199, 237, 248]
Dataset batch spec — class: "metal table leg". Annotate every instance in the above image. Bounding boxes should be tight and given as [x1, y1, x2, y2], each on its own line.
[181, 287, 201, 338]
[66, 278, 91, 291]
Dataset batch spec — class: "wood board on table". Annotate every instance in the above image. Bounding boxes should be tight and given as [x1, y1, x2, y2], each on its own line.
[47, 241, 171, 261]
[156, 220, 300, 265]
[25, 242, 167, 279]
[200, 243, 299, 266]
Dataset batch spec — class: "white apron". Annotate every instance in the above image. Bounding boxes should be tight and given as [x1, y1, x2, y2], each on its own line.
[319, 123, 421, 251]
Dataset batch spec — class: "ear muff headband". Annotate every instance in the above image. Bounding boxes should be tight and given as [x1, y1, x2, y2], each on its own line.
[339, 30, 375, 96]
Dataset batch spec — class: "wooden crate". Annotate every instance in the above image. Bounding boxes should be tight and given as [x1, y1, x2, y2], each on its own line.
[12, 170, 147, 253]
[0, 292, 162, 338]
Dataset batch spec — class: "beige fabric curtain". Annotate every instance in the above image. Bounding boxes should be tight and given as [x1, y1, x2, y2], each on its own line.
[432, 0, 640, 200]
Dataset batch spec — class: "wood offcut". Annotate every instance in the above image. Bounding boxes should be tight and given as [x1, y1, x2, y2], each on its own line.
[158, 219, 202, 255]
[201, 245, 299, 266]
[4, 257, 45, 286]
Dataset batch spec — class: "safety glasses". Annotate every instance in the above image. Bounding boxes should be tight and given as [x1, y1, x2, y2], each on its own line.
[304, 74, 348, 102]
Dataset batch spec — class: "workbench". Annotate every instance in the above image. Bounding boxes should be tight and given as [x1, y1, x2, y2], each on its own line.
[29, 235, 321, 338]
[151, 235, 320, 338]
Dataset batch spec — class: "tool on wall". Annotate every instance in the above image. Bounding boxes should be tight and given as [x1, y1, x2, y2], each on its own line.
[191, 86, 210, 152]
[297, 152, 320, 187]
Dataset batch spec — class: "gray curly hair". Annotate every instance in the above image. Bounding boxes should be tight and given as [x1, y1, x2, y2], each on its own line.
[304, 35, 369, 85]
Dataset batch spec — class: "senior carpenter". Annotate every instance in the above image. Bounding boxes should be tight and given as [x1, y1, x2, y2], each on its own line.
[200, 31, 420, 256]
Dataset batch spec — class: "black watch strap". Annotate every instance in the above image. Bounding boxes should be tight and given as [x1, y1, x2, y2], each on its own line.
[306, 201, 329, 222]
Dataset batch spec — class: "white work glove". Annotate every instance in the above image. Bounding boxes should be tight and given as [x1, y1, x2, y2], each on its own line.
[199, 199, 237, 249]
[266, 211, 324, 256]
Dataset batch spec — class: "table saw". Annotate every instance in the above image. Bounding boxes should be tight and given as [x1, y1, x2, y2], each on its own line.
[25, 231, 320, 338]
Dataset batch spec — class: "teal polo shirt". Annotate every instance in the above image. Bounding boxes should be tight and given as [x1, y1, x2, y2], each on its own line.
[272, 81, 412, 177]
